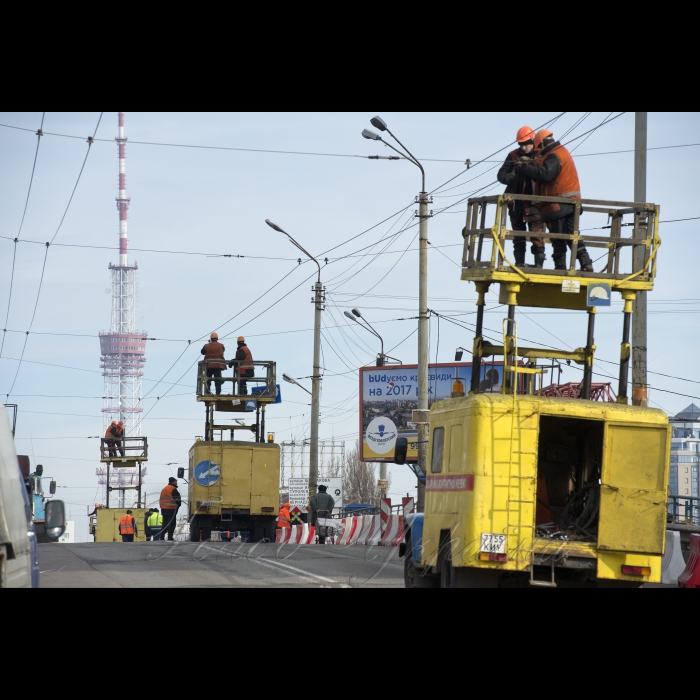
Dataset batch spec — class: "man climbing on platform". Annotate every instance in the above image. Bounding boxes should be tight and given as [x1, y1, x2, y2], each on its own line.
[159, 477, 182, 541]
[497, 126, 546, 268]
[114, 420, 125, 457]
[518, 129, 594, 272]
[105, 421, 118, 459]
[201, 332, 226, 396]
[230, 336, 254, 395]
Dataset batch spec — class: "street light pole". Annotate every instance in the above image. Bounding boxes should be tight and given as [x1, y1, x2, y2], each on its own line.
[632, 112, 647, 406]
[265, 219, 323, 502]
[362, 117, 429, 513]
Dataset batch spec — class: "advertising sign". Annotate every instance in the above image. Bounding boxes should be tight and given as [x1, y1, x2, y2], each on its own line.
[360, 362, 505, 462]
[288, 478, 309, 508]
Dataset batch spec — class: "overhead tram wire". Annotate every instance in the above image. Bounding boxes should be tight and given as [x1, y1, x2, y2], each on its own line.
[4, 113, 103, 400]
[1, 112, 45, 360]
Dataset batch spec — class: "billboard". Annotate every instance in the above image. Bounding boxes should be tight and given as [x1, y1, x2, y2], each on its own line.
[359, 361, 505, 462]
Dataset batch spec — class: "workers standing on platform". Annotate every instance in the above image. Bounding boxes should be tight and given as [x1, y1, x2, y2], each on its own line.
[497, 126, 546, 268]
[277, 502, 291, 530]
[159, 477, 182, 541]
[147, 508, 163, 541]
[310, 485, 335, 545]
[119, 509, 137, 542]
[114, 420, 125, 457]
[231, 336, 254, 395]
[201, 332, 226, 396]
[105, 421, 118, 458]
[518, 130, 594, 272]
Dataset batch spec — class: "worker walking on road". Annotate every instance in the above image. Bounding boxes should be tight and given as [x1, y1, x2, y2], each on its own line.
[497, 126, 546, 268]
[119, 509, 137, 542]
[147, 508, 163, 541]
[201, 332, 227, 396]
[518, 129, 594, 272]
[310, 485, 335, 545]
[277, 502, 291, 530]
[229, 336, 254, 395]
[105, 421, 118, 459]
[159, 477, 182, 541]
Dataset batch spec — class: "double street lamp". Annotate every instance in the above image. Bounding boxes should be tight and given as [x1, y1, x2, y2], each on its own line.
[266, 219, 323, 502]
[362, 116, 430, 512]
[343, 307, 400, 367]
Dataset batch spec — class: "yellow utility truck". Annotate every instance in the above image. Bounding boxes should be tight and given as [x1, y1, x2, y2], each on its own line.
[188, 358, 280, 542]
[399, 193, 670, 587]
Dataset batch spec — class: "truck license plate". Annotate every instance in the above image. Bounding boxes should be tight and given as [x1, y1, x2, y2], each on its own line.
[481, 533, 506, 554]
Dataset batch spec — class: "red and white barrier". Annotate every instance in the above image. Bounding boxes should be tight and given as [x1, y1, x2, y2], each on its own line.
[402, 497, 415, 517]
[380, 515, 400, 546]
[275, 527, 292, 544]
[337, 517, 359, 545]
[366, 515, 383, 545]
[356, 515, 375, 545]
[289, 523, 316, 544]
[380, 498, 391, 533]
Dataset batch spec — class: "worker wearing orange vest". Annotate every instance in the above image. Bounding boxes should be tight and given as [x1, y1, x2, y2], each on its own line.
[113, 420, 125, 457]
[518, 130, 593, 272]
[159, 477, 182, 541]
[119, 509, 137, 542]
[105, 421, 118, 458]
[278, 502, 292, 529]
[497, 126, 546, 268]
[230, 336, 254, 395]
[201, 332, 226, 395]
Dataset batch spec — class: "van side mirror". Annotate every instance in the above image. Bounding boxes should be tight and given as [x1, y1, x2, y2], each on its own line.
[177, 467, 185, 479]
[394, 437, 408, 465]
[45, 500, 66, 539]
[50, 480, 56, 495]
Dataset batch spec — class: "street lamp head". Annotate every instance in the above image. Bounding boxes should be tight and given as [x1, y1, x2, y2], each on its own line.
[351, 308, 362, 318]
[343, 311, 357, 321]
[282, 373, 295, 384]
[362, 129, 381, 141]
[265, 219, 286, 234]
[370, 116, 388, 132]
[455, 348, 463, 361]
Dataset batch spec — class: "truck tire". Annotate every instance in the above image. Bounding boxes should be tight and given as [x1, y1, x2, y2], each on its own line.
[404, 539, 438, 588]
[251, 517, 276, 543]
[190, 519, 200, 542]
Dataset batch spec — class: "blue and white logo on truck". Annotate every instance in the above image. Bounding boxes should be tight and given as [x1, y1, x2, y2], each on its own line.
[194, 460, 220, 486]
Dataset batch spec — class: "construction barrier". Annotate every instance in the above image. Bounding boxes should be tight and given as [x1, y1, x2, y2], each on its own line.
[661, 530, 687, 586]
[380, 514, 401, 546]
[290, 523, 316, 544]
[356, 515, 375, 545]
[275, 527, 292, 544]
[402, 497, 415, 517]
[679, 533, 700, 588]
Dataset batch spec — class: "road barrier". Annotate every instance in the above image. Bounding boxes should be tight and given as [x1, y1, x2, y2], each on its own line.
[275, 527, 292, 544]
[661, 530, 687, 585]
[290, 523, 315, 544]
[679, 533, 700, 588]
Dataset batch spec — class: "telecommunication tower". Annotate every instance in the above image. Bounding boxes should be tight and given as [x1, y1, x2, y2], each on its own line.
[97, 112, 147, 504]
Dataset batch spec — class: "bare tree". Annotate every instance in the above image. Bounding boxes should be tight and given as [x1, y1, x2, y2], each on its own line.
[342, 441, 387, 507]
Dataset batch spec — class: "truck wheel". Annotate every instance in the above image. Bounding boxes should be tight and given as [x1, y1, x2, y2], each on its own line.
[404, 539, 438, 588]
[201, 527, 212, 542]
[190, 521, 201, 542]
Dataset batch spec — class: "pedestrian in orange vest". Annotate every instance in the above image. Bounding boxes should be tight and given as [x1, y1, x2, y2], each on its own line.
[159, 477, 182, 541]
[119, 509, 137, 542]
[278, 502, 291, 529]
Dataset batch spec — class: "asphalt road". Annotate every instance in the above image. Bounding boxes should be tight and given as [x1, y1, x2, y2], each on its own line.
[37, 541, 404, 588]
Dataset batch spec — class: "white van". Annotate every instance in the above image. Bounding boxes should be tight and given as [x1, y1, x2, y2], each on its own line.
[1, 406, 64, 588]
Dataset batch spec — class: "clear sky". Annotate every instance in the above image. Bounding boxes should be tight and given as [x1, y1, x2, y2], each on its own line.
[1, 111, 698, 540]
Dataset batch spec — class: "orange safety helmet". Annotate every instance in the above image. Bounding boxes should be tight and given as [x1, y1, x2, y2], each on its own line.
[111, 420, 117, 425]
[516, 125, 535, 144]
[118, 420, 124, 426]
[534, 129, 554, 149]
[284, 502, 291, 508]
[210, 332, 219, 340]
[237, 336, 245, 342]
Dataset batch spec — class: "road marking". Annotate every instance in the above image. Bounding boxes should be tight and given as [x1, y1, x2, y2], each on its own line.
[254, 557, 350, 587]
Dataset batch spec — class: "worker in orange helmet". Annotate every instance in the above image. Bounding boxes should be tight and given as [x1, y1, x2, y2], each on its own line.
[114, 420, 125, 457]
[201, 332, 226, 395]
[104, 420, 118, 459]
[497, 126, 546, 268]
[517, 129, 593, 271]
[229, 335, 254, 395]
[277, 502, 292, 529]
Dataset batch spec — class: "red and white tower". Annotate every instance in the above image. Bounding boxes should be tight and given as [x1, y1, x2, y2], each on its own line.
[97, 112, 147, 504]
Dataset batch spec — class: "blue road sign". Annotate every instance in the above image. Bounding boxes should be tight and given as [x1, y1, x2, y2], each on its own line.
[194, 460, 220, 486]
[245, 400, 256, 411]
[587, 282, 612, 307]
[251, 383, 282, 403]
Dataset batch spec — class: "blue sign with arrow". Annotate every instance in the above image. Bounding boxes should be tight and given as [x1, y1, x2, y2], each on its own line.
[194, 460, 220, 486]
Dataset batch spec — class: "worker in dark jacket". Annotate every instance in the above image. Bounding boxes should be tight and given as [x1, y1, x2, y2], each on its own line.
[497, 126, 546, 268]
[518, 130, 593, 272]
[201, 332, 226, 395]
[159, 477, 182, 541]
[310, 485, 335, 545]
[105, 421, 118, 459]
[230, 336, 254, 395]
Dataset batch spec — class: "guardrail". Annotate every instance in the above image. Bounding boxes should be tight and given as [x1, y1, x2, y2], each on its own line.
[196, 359, 276, 401]
[668, 494, 700, 525]
[100, 436, 148, 461]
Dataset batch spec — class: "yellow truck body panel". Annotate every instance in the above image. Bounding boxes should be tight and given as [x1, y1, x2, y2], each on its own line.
[421, 393, 670, 584]
[94, 508, 150, 543]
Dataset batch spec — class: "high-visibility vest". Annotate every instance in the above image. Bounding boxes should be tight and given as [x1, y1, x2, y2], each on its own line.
[277, 507, 291, 528]
[237, 345, 253, 371]
[114, 425, 124, 437]
[105, 425, 117, 439]
[147, 512, 163, 527]
[533, 143, 581, 220]
[119, 515, 135, 535]
[203, 341, 226, 370]
[160, 484, 177, 510]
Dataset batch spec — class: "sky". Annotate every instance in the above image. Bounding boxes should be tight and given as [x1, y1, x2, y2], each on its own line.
[1, 111, 699, 541]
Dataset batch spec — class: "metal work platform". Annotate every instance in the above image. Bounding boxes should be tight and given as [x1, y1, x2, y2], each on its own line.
[196, 359, 277, 412]
[461, 194, 660, 300]
[100, 436, 148, 465]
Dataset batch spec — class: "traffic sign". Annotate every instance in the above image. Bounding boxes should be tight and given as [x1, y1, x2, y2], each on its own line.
[194, 460, 220, 486]
[318, 476, 342, 508]
[587, 282, 611, 307]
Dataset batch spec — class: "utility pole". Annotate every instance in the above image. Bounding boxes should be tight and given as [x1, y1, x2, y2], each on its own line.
[310, 279, 325, 499]
[632, 112, 647, 405]
[416, 190, 429, 513]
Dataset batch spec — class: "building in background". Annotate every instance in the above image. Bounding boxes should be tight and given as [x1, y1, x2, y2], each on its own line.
[97, 113, 147, 506]
[669, 403, 700, 523]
